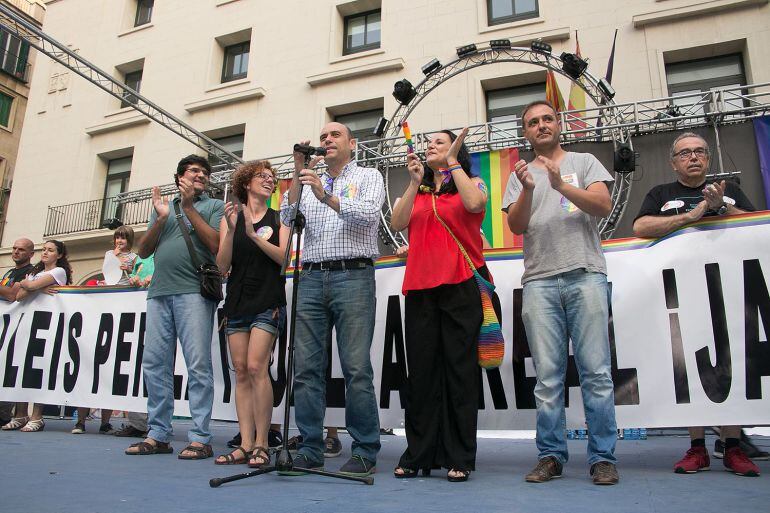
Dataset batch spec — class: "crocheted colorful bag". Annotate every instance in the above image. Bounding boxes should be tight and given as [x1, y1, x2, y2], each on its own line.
[430, 195, 505, 368]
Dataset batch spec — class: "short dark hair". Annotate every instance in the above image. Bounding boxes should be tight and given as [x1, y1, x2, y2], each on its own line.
[113, 225, 135, 250]
[176, 154, 211, 177]
[420, 130, 474, 196]
[520, 100, 557, 125]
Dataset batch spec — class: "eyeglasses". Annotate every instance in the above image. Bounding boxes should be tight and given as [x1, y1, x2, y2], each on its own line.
[254, 172, 276, 183]
[186, 166, 211, 176]
[673, 148, 708, 160]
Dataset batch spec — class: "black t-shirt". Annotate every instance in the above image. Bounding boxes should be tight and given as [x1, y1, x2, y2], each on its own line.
[635, 180, 755, 221]
[223, 209, 286, 317]
[1, 263, 34, 288]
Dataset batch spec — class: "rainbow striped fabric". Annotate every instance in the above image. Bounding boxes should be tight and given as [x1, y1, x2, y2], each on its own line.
[471, 148, 523, 248]
[474, 270, 504, 369]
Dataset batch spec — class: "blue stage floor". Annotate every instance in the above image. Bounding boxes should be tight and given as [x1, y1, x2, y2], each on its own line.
[2, 419, 768, 513]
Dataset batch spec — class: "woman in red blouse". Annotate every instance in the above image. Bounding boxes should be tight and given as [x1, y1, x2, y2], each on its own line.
[390, 128, 489, 482]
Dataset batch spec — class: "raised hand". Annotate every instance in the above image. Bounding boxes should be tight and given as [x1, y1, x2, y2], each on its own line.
[406, 153, 424, 184]
[223, 200, 240, 232]
[513, 159, 535, 191]
[178, 176, 195, 208]
[152, 186, 170, 219]
[536, 155, 563, 191]
[446, 127, 469, 166]
[297, 156, 326, 200]
[293, 139, 311, 174]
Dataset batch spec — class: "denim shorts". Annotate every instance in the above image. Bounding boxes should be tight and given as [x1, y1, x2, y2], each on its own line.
[225, 306, 286, 336]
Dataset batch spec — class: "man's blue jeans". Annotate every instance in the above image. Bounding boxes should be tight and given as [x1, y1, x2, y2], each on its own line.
[522, 269, 617, 466]
[143, 293, 216, 444]
[293, 266, 381, 464]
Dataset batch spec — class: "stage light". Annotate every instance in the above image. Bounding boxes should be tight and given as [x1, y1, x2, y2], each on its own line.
[530, 39, 552, 54]
[421, 58, 442, 77]
[456, 44, 477, 58]
[373, 117, 387, 137]
[560, 52, 588, 79]
[392, 79, 417, 105]
[490, 39, 511, 50]
[614, 141, 636, 173]
[103, 218, 124, 230]
[598, 78, 615, 100]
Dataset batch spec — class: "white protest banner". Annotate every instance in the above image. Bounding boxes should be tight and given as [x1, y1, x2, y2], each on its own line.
[1, 213, 768, 429]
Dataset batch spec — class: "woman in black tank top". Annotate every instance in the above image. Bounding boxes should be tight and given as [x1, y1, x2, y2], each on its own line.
[215, 161, 289, 467]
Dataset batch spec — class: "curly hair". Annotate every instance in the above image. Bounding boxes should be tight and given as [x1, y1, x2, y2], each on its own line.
[32, 239, 73, 285]
[231, 160, 276, 204]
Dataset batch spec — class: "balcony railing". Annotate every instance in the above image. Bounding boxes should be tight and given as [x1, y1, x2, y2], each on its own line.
[44, 195, 162, 237]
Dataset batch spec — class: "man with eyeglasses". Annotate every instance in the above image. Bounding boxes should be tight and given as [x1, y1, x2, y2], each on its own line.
[124, 154, 224, 460]
[633, 132, 760, 477]
[280, 122, 385, 477]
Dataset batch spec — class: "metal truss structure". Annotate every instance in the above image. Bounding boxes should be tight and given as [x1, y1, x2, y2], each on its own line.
[0, 2, 244, 203]
[5, 2, 769, 244]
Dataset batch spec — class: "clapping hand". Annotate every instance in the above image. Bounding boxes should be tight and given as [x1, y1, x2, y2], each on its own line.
[702, 181, 726, 209]
[152, 186, 170, 219]
[513, 159, 535, 191]
[536, 155, 563, 191]
[223, 199, 241, 232]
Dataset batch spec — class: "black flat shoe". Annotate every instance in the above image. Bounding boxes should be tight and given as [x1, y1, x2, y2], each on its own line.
[447, 469, 470, 482]
[394, 467, 431, 478]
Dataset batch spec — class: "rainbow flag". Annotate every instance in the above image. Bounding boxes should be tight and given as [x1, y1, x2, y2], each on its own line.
[472, 148, 523, 248]
[268, 178, 292, 209]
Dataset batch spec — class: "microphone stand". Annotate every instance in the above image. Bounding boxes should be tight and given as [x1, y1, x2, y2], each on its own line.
[210, 152, 374, 487]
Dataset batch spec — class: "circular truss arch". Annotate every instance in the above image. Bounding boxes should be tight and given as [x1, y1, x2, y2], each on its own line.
[374, 44, 633, 248]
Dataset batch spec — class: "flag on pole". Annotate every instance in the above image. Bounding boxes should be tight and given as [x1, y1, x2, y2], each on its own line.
[605, 28, 619, 84]
[567, 30, 588, 132]
[545, 69, 566, 113]
[596, 29, 619, 135]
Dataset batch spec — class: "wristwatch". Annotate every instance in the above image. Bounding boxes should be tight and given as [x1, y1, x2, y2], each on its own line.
[716, 203, 728, 215]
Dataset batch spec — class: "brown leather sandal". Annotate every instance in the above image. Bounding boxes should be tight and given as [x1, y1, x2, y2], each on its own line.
[178, 443, 213, 460]
[125, 440, 173, 455]
[215, 446, 249, 465]
[248, 446, 270, 468]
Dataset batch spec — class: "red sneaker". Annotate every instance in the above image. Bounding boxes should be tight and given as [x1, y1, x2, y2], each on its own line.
[674, 446, 710, 473]
[723, 447, 760, 477]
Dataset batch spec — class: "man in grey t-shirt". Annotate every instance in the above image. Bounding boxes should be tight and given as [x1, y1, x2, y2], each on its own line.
[502, 101, 619, 485]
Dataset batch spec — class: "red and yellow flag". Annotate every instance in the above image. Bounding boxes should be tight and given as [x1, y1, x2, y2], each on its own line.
[567, 31, 588, 132]
[545, 69, 566, 113]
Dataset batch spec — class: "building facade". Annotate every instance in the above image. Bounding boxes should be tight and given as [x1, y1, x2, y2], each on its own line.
[0, 0, 44, 242]
[1, 0, 769, 282]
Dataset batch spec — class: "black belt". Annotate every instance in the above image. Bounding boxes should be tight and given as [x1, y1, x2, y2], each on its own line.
[302, 258, 373, 271]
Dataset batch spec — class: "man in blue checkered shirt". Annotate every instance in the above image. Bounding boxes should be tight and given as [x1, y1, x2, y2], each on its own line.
[280, 122, 385, 477]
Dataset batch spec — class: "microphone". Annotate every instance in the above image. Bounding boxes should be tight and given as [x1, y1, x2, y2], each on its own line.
[293, 144, 327, 156]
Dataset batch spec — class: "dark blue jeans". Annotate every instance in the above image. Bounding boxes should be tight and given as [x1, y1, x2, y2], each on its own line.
[293, 266, 381, 464]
